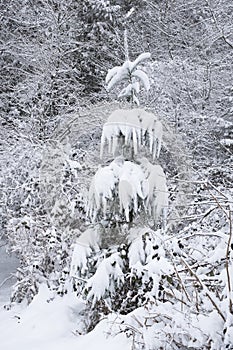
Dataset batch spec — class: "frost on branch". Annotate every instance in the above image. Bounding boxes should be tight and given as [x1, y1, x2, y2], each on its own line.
[100, 108, 163, 159]
[131, 52, 151, 69]
[87, 157, 168, 225]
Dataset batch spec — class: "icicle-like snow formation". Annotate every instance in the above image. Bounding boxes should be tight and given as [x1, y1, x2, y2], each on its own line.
[70, 228, 99, 277]
[86, 252, 124, 304]
[87, 157, 124, 221]
[100, 109, 163, 159]
[139, 158, 168, 227]
[118, 161, 148, 222]
[87, 157, 168, 226]
[87, 158, 148, 222]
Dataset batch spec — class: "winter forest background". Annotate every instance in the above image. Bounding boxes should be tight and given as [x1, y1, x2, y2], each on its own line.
[0, 1, 233, 349]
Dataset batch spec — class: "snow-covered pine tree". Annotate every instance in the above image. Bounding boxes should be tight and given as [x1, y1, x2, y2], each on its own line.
[70, 50, 172, 332]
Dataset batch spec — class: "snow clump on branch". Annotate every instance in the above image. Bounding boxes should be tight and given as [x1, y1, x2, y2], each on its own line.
[100, 108, 163, 159]
[87, 157, 168, 225]
[106, 52, 151, 104]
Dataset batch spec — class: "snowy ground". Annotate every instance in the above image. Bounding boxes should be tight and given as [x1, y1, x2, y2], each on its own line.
[0, 246, 130, 350]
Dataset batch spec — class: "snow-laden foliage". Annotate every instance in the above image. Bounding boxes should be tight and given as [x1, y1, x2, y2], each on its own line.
[2, 137, 87, 303]
[68, 100, 232, 349]
[71, 188, 233, 347]
[118, 162, 148, 223]
[87, 157, 168, 225]
[106, 53, 151, 104]
[70, 228, 100, 278]
[139, 158, 168, 226]
[100, 108, 162, 159]
[71, 228, 173, 312]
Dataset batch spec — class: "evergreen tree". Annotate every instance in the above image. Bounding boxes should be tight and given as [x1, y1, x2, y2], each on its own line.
[70, 49, 171, 331]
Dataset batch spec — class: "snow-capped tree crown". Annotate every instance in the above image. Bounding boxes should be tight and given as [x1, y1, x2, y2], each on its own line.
[106, 52, 151, 105]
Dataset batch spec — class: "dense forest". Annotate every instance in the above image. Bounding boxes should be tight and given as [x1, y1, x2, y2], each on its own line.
[1, 1, 233, 349]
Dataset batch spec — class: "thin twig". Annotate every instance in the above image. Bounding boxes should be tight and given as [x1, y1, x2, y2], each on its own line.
[181, 258, 226, 322]
[205, 184, 229, 219]
[225, 206, 233, 314]
[205, 185, 233, 313]
[172, 258, 191, 303]
[0, 275, 14, 289]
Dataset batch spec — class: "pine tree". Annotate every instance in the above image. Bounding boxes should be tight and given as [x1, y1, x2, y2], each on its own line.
[70, 48, 171, 331]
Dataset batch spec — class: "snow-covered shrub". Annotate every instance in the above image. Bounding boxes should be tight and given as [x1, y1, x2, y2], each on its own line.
[71, 228, 173, 328]
[70, 53, 173, 333]
[68, 45, 168, 333]
[3, 136, 87, 303]
[72, 205, 233, 346]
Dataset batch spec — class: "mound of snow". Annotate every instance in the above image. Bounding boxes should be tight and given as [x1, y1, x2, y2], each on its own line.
[0, 284, 130, 350]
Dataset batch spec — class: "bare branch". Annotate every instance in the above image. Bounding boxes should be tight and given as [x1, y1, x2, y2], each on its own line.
[181, 258, 226, 322]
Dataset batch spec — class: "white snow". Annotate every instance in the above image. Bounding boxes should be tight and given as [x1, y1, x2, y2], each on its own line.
[88, 156, 168, 224]
[105, 52, 151, 104]
[118, 161, 148, 221]
[87, 253, 124, 303]
[131, 52, 151, 70]
[106, 64, 128, 91]
[70, 228, 100, 276]
[87, 162, 121, 219]
[132, 69, 150, 91]
[118, 81, 140, 98]
[220, 138, 233, 146]
[105, 56, 148, 93]
[100, 108, 163, 159]
[139, 158, 169, 224]
[105, 66, 121, 85]
[0, 284, 131, 350]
